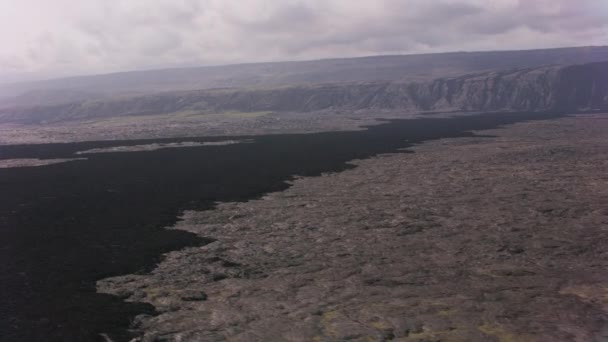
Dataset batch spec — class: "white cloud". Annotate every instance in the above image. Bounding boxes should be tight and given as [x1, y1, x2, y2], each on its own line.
[0, 0, 606, 80]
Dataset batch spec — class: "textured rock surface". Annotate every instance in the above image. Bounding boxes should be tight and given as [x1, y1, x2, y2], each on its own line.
[3, 46, 607, 104]
[2, 61, 607, 125]
[0, 158, 86, 168]
[99, 114, 608, 341]
[0, 110, 384, 145]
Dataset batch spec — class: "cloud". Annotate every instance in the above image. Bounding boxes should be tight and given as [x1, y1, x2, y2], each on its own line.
[0, 0, 606, 80]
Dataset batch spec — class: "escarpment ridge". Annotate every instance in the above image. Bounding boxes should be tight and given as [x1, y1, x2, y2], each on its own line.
[1, 60, 606, 125]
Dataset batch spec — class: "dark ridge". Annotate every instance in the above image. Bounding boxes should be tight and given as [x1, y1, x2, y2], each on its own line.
[0, 111, 568, 341]
[1, 61, 606, 125]
[2, 46, 608, 104]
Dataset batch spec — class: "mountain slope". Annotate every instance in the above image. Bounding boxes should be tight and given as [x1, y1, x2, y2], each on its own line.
[1, 46, 608, 107]
[0, 61, 606, 125]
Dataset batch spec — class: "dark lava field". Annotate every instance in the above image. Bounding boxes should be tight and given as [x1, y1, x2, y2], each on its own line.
[0, 112, 578, 341]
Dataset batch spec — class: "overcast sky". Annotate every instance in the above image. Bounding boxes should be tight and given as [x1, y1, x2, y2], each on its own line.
[0, 0, 607, 81]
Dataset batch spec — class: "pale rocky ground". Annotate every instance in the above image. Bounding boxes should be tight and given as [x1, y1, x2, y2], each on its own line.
[75, 140, 250, 155]
[99, 114, 608, 342]
[0, 111, 370, 145]
[0, 158, 86, 168]
[0, 110, 433, 145]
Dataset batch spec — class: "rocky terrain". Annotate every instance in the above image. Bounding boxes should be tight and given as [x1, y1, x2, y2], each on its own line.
[1, 46, 606, 147]
[0, 158, 86, 168]
[2, 45, 607, 341]
[99, 113, 608, 341]
[74, 140, 250, 155]
[2, 46, 607, 106]
[0, 110, 392, 145]
[1, 61, 606, 127]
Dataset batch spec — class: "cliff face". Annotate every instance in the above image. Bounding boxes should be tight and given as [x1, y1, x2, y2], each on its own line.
[426, 61, 608, 112]
[1, 61, 607, 124]
[2, 46, 608, 102]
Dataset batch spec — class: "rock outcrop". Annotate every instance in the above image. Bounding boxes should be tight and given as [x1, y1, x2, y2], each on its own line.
[2, 46, 608, 102]
[98, 114, 608, 341]
[1, 61, 607, 124]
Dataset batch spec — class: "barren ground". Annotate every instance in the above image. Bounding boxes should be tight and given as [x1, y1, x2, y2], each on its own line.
[99, 114, 608, 341]
[0, 109, 469, 145]
[0, 111, 379, 145]
[0, 157, 86, 168]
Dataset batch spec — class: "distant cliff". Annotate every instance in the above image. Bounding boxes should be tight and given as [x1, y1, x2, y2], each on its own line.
[1, 61, 607, 124]
[2, 46, 608, 103]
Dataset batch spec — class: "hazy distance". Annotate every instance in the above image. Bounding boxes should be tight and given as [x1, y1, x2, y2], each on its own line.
[1, 0, 607, 82]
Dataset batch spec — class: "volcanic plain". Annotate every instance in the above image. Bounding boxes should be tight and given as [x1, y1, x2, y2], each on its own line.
[99, 113, 608, 341]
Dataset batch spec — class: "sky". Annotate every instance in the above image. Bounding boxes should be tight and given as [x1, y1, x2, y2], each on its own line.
[0, 0, 607, 81]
